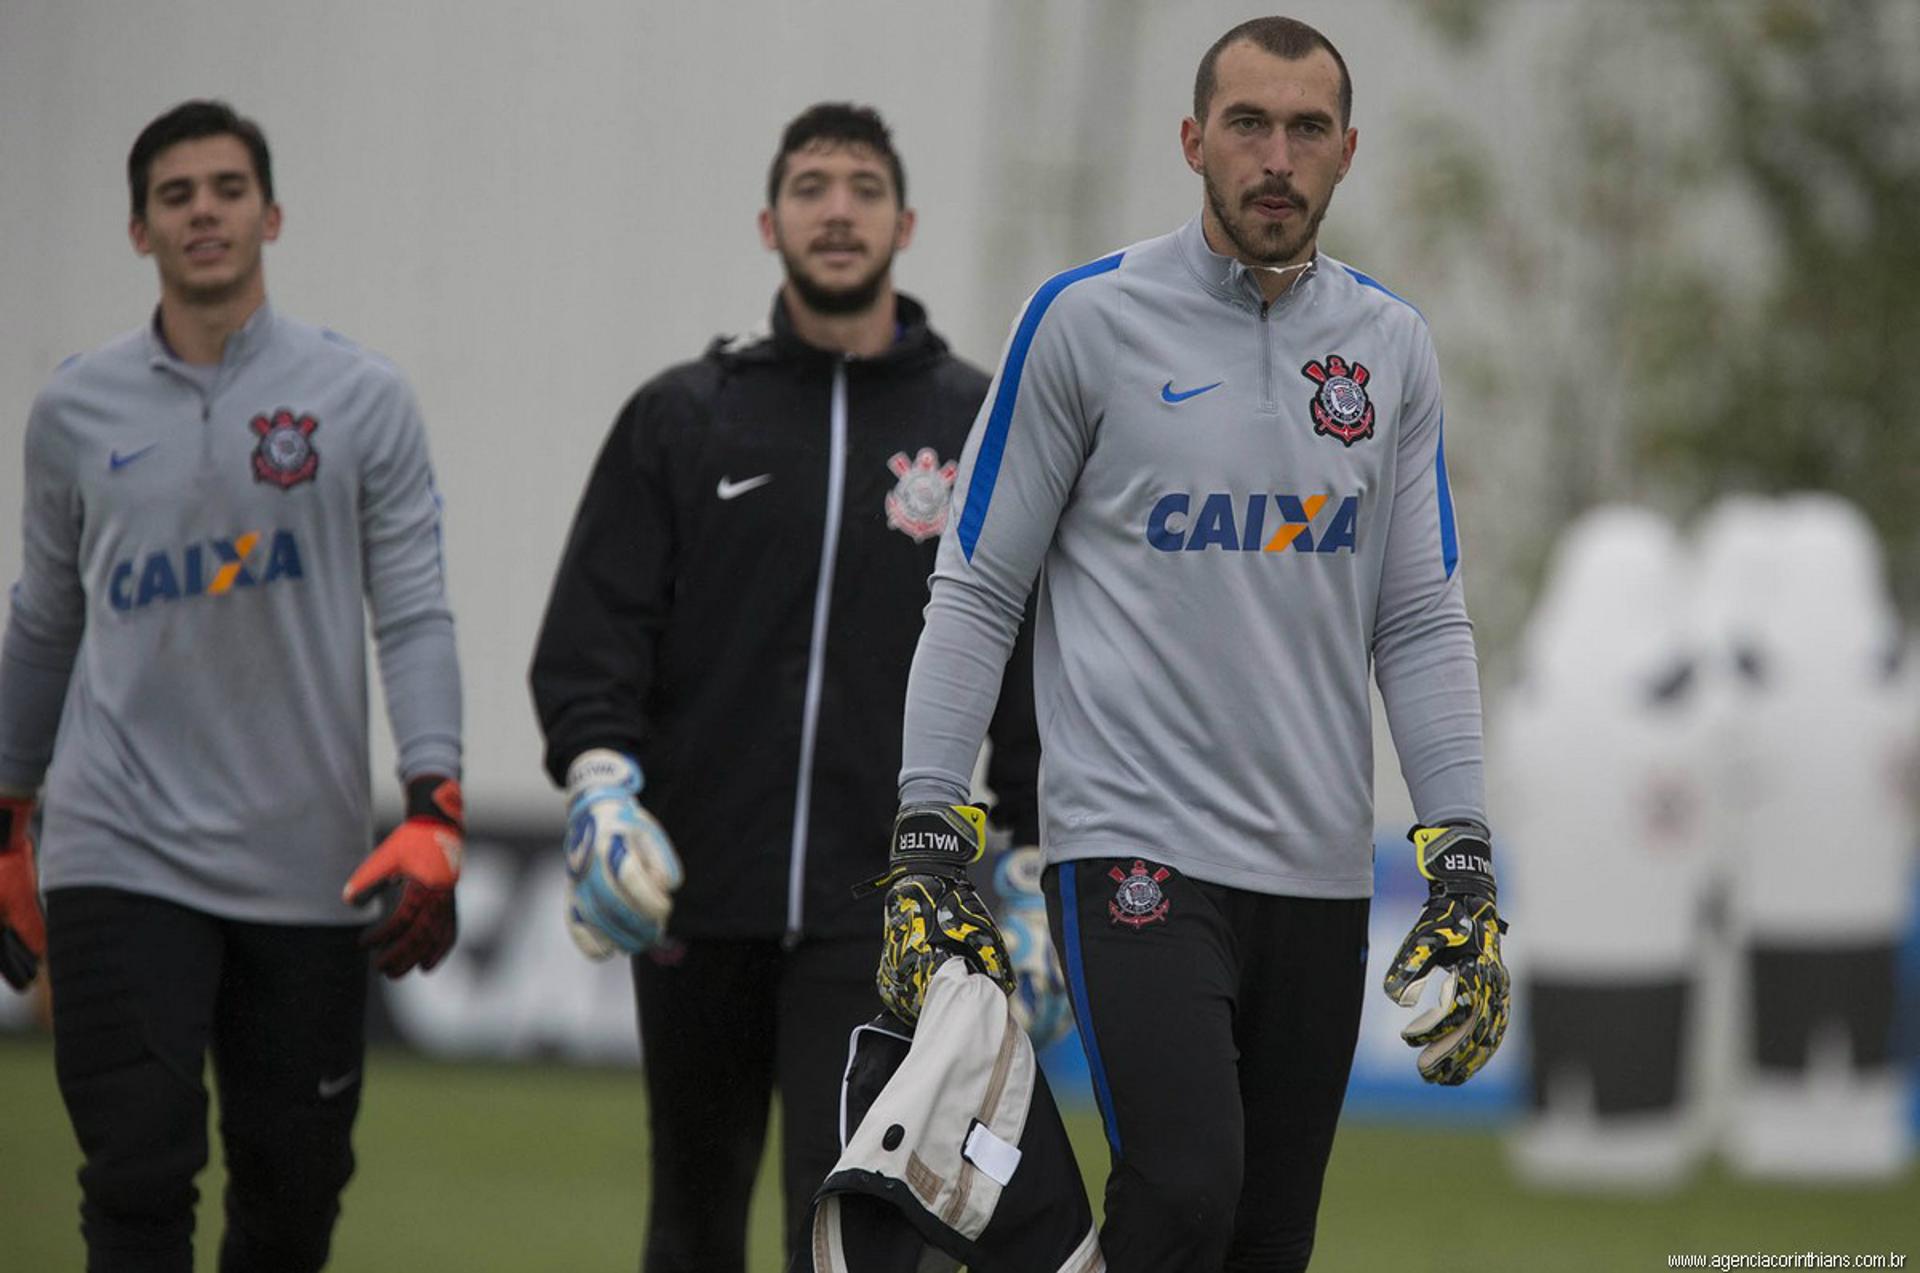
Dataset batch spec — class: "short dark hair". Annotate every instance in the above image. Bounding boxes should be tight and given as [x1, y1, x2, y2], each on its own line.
[1193, 17, 1352, 128]
[128, 100, 273, 218]
[766, 103, 906, 207]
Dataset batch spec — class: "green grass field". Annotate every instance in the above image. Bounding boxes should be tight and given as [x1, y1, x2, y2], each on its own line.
[2, 1036, 1914, 1271]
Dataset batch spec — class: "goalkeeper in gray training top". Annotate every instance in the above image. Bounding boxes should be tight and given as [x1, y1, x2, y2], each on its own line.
[868, 16, 1509, 1273]
[0, 100, 464, 1273]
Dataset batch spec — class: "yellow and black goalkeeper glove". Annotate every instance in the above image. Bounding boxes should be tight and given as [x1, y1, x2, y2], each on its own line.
[1382, 821, 1510, 1086]
[857, 803, 1015, 1026]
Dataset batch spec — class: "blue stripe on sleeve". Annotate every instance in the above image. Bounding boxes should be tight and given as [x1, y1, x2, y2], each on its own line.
[1342, 265, 1424, 318]
[957, 252, 1125, 562]
[1436, 414, 1459, 578]
[1059, 863, 1123, 1156]
[1344, 265, 1455, 576]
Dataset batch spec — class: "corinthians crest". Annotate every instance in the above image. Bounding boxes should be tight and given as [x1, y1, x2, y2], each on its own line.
[883, 448, 957, 542]
[1108, 860, 1172, 928]
[1300, 354, 1375, 446]
[250, 409, 320, 489]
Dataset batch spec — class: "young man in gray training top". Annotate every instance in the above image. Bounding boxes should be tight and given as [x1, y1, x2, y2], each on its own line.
[868, 18, 1511, 1272]
[0, 100, 464, 1272]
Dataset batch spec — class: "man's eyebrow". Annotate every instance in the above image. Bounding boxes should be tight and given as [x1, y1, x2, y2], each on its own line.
[1220, 100, 1338, 127]
[152, 168, 252, 193]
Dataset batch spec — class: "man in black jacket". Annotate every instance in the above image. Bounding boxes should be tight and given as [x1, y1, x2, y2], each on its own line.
[529, 103, 1040, 1273]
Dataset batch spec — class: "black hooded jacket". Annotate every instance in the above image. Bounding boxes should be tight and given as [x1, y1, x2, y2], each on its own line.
[531, 293, 1040, 941]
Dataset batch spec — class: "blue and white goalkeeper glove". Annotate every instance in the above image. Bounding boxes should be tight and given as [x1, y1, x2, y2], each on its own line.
[993, 846, 1073, 1050]
[563, 750, 683, 958]
[1382, 821, 1510, 1086]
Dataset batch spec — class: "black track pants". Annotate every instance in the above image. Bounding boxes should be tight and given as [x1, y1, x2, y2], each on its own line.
[1047, 859, 1369, 1273]
[46, 887, 368, 1273]
[633, 934, 879, 1273]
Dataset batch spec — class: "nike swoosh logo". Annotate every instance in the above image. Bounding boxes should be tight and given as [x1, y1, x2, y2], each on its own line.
[109, 444, 158, 471]
[716, 474, 772, 500]
[317, 1070, 359, 1099]
[1160, 380, 1223, 404]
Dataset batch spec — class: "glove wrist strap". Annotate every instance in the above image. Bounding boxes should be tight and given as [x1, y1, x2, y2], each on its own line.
[1411, 821, 1496, 900]
[405, 775, 464, 831]
[566, 749, 642, 803]
[889, 803, 987, 875]
[854, 803, 989, 898]
[0, 796, 33, 848]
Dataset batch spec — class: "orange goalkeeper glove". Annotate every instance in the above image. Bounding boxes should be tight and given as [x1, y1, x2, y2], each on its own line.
[0, 793, 45, 992]
[344, 776, 462, 978]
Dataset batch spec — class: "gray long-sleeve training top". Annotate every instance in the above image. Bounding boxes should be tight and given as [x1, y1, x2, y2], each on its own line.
[0, 303, 461, 923]
[900, 215, 1484, 897]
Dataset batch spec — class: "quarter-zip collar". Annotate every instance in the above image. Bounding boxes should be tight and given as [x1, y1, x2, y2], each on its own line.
[1176, 212, 1322, 315]
[144, 300, 278, 374]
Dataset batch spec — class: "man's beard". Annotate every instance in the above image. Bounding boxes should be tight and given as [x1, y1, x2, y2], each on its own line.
[1204, 167, 1329, 267]
[779, 242, 894, 316]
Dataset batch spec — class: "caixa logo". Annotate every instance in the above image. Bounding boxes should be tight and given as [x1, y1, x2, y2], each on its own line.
[1146, 492, 1359, 553]
[108, 530, 305, 611]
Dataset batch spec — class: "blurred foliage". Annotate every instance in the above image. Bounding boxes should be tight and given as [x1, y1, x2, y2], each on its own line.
[1398, 0, 1920, 614]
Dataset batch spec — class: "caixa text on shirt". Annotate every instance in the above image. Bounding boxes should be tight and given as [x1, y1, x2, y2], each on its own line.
[1146, 492, 1360, 554]
[108, 529, 305, 611]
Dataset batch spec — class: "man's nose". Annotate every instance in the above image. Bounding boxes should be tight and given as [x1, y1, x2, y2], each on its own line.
[1260, 133, 1296, 180]
[821, 182, 859, 222]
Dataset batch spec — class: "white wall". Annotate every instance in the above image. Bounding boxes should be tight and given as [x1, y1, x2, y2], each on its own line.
[0, 0, 1542, 823]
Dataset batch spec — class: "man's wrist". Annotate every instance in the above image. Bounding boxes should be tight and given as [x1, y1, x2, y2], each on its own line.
[566, 749, 642, 803]
[890, 803, 988, 876]
[404, 775, 463, 830]
[1411, 820, 1495, 898]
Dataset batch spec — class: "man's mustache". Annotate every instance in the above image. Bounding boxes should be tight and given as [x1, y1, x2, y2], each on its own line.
[1242, 182, 1306, 210]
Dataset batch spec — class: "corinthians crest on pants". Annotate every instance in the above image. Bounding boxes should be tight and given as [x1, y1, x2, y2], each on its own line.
[884, 448, 957, 542]
[250, 409, 320, 489]
[1301, 354, 1375, 446]
[1108, 860, 1171, 928]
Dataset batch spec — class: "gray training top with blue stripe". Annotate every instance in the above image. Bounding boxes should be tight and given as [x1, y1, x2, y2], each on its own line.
[0, 304, 461, 923]
[899, 215, 1485, 897]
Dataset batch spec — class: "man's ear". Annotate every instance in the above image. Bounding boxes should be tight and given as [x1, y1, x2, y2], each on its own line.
[1180, 116, 1205, 177]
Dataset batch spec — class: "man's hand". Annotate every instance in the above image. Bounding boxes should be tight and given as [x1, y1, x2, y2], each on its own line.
[1382, 821, 1510, 1086]
[994, 845, 1073, 1049]
[562, 749, 682, 958]
[0, 794, 46, 992]
[344, 776, 463, 978]
[862, 803, 1015, 1026]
